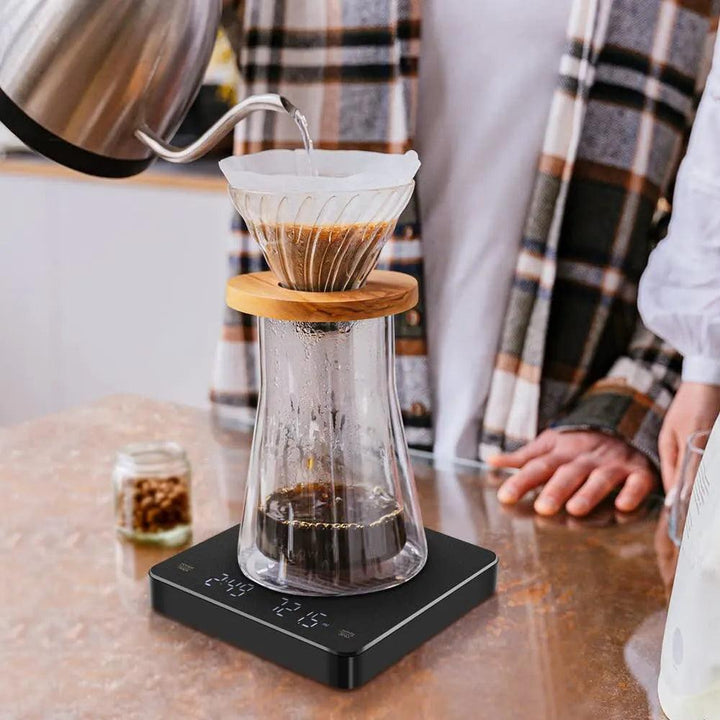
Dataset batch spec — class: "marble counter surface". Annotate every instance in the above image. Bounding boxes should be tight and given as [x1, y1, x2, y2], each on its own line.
[0, 396, 675, 719]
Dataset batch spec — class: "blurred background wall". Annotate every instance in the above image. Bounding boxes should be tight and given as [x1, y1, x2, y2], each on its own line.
[0, 169, 230, 425]
[0, 32, 239, 426]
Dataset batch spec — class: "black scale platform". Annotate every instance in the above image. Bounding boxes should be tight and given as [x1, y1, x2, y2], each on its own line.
[150, 526, 497, 689]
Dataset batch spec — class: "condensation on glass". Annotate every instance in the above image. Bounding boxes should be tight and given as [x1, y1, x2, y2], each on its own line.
[238, 315, 427, 596]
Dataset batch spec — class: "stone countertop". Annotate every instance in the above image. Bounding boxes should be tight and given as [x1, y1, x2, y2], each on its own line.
[0, 396, 676, 720]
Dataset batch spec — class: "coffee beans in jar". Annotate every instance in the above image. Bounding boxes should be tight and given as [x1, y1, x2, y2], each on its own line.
[113, 442, 192, 546]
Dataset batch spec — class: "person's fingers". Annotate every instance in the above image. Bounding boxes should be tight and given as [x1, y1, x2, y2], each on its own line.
[497, 454, 561, 504]
[565, 466, 628, 517]
[615, 470, 657, 513]
[658, 429, 678, 493]
[533, 460, 594, 516]
[486, 433, 553, 469]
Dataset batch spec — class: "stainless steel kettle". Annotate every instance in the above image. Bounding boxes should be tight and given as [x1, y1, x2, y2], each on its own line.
[0, 0, 294, 177]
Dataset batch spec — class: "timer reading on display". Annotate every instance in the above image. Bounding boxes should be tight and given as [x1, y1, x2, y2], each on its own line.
[272, 598, 332, 630]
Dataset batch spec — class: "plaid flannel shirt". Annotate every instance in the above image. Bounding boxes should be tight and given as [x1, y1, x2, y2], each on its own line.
[213, 0, 719, 466]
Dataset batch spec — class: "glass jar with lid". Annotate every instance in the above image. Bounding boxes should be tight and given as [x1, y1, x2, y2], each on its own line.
[113, 441, 192, 546]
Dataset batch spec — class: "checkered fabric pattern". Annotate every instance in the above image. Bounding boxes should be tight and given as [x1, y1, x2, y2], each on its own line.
[214, 0, 719, 465]
[213, 0, 432, 449]
[481, 0, 720, 466]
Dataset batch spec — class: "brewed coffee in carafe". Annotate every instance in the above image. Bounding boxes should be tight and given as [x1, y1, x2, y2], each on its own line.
[257, 482, 407, 575]
[221, 146, 426, 596]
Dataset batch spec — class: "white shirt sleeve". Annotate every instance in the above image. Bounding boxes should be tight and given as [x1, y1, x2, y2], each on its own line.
[638, 33, 720, 385]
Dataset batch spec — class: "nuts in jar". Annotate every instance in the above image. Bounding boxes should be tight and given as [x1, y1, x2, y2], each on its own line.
[113, 442, 192, 546]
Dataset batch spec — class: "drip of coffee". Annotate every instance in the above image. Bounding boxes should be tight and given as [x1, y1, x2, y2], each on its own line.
[257, 482, 406, 576]
[258, 220, 393, 291]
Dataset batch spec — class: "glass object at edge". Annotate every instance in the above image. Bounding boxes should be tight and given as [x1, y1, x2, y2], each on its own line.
[669, 429, 710, 547]
[238, 315, 427, 596]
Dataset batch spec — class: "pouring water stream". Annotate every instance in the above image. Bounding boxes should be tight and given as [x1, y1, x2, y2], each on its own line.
[288, 106, 317, 177]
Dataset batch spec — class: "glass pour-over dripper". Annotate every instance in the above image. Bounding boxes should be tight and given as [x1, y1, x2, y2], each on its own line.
[221, 149, 426, 596]
[220, 149, 418, 291]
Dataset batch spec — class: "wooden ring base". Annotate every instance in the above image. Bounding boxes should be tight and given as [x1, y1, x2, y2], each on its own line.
[226, 270, 418, 322]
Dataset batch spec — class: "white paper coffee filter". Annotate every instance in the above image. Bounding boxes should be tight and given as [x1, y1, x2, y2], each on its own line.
[220, 149, 420, 192]
[222, 150, 417, 225]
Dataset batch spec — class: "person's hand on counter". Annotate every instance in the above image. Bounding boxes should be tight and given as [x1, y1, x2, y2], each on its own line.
[657, 381, 720, 494]
[487, 429, 657, 517]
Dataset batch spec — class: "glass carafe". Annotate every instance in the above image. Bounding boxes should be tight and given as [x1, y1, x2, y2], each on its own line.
[238, 314, 427, 596]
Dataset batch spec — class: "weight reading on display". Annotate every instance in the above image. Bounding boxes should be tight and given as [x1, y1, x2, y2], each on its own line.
[204, 573, 255, 598]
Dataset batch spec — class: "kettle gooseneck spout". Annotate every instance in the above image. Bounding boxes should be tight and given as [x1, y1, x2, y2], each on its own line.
[135, 93, 299, 164]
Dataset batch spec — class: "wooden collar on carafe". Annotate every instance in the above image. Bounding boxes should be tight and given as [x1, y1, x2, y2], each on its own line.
[225, 270, 418, 322]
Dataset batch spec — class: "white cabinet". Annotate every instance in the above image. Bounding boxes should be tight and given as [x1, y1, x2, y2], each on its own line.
[0, 166, 231, 425]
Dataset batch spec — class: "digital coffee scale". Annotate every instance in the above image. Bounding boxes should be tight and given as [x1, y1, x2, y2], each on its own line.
[150, 525, 497, 689]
